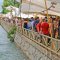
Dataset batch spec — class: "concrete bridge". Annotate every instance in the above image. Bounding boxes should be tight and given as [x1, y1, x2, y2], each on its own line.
[0, 19, 60, 60]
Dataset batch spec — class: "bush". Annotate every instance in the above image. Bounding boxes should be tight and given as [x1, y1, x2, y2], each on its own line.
[2, 8, 10, 14]
[8, 26, 16, 42]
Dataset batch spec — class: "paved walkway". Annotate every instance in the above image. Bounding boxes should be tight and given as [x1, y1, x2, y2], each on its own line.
[0, 26, 28, 60]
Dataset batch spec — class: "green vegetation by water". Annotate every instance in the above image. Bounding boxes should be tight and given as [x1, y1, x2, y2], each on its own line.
[8, 26, 16, 42]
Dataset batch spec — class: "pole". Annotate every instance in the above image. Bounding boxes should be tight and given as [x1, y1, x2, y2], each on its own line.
[11, 7, 13, 18]
[44, 0, 49, 22]
[19, 0, 22, 29]
[19, 0, 22, 18]
[14, 0, 16, 17]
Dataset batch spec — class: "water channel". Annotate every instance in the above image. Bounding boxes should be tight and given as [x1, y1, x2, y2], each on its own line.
[0, 26, 29, 60]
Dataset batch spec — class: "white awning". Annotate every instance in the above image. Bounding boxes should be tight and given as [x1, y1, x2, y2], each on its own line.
[16, 0, 60, 16]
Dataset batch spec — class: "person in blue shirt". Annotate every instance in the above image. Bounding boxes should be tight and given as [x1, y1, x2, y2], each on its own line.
[23, 18, 28, 29]
[27, 17, 34, 30]
[33, 17, 39, 32]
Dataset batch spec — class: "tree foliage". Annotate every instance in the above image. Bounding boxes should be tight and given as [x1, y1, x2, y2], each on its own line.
[2, 7, 10, 14]
[8, 26, 17, 42]
[2, 0, 20, 14]
[3, 0, 20, 7]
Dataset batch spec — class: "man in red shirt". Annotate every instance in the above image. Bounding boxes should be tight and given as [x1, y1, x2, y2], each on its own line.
[41, 19, 50, 46]
[41, 19, 49, 35]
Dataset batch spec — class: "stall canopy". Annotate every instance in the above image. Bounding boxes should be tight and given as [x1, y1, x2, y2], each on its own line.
[5, 6, 34, 18]
[16, 0, 60, 16]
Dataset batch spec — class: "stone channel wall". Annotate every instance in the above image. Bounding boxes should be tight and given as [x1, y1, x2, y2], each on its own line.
[14, 30, 60, 60]
[1, 20, 14, 32]
[1, 20, 60, 60]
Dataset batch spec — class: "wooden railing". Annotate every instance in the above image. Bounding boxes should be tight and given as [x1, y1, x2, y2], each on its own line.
[18, 26, 60, 52]
[18, 27, 60, 60]
[17, 27, 60, 60]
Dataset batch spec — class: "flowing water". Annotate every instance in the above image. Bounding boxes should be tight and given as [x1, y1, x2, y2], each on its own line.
[0, 26, 29, 60]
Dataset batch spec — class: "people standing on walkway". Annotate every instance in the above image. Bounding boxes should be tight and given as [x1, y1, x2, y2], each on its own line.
[58, 18, 60, 39]
[41, 18, 50, 45]
[41, 18, 49, 35]
[15, 17, 18, 27]
[28, 17, 34, 30]
[36, 17, 42, 33]
[48, 17, 53, 37]
[33, 17, 39, 32]
[23, 18, 28, 29]
[53, 17, 59, 38]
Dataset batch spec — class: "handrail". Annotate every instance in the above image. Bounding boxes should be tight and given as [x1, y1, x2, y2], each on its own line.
[17, 27, 60, 59]
[18, 27, 60, 58]
[18, 26, 60, 52]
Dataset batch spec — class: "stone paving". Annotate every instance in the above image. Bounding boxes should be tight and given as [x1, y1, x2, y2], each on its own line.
[0, 26, 28, 60]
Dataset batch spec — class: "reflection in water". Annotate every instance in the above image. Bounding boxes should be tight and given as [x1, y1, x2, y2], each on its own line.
[0, 26, 28, 60]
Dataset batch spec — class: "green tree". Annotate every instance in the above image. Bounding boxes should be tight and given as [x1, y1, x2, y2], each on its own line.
[2, 0, 20, 14]
[2, 7, 10, 14]
[3, 0, 20, 7]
